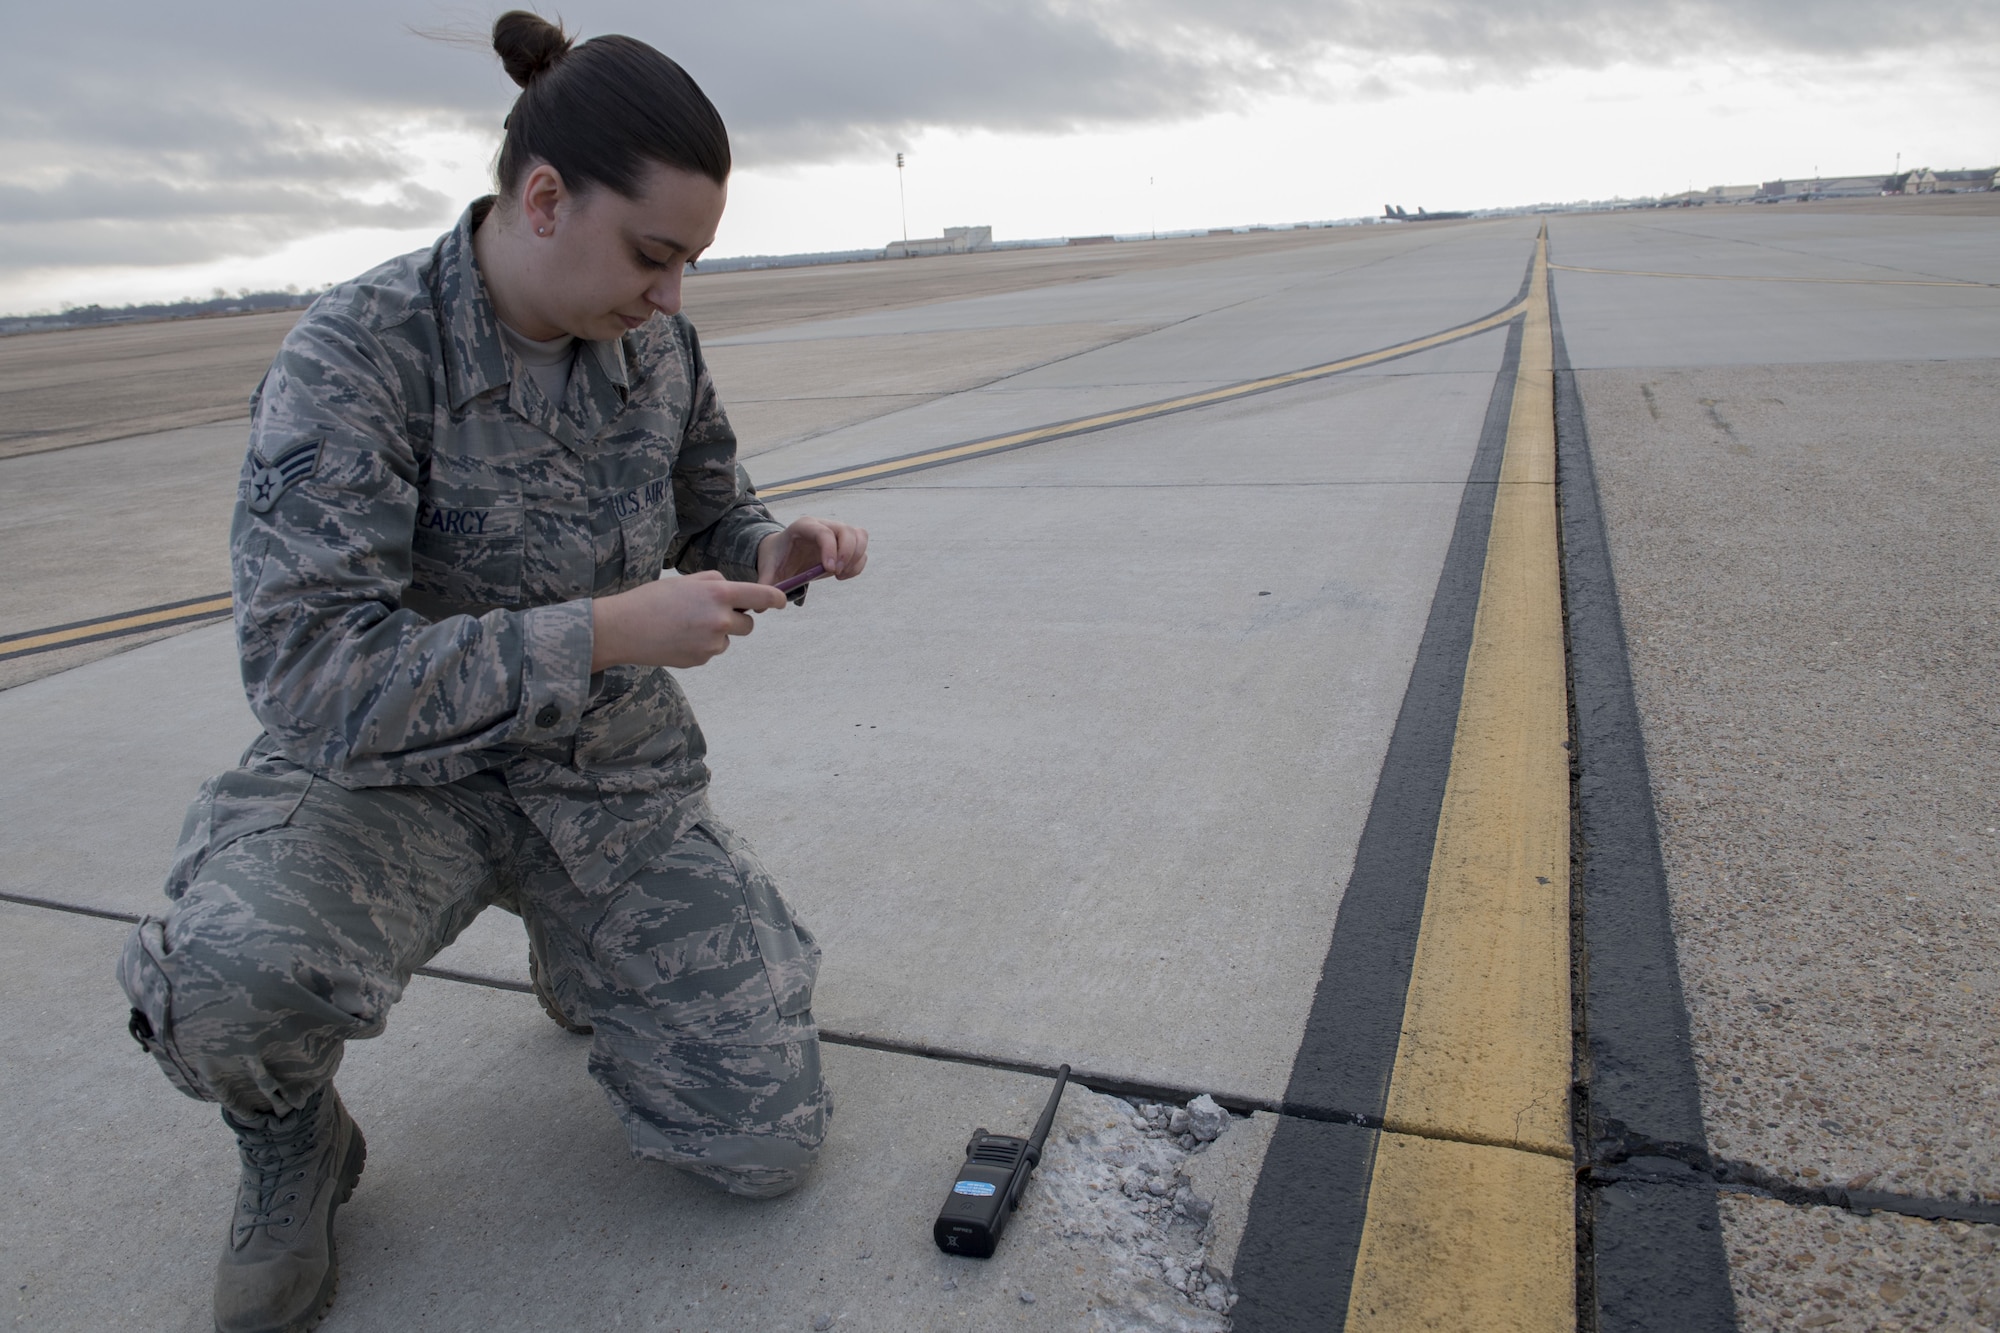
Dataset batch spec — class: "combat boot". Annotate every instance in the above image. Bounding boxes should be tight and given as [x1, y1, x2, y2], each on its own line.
[213, 1087, 366, 1333]
[528, 935, 592, 1034]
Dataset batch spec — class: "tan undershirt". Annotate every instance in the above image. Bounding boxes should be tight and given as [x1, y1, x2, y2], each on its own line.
[499, 320, 577, 403]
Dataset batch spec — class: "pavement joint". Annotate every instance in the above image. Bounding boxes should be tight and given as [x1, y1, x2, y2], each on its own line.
[26, 878, 1977, 1242]
[0, 887, 1622, 1171]
[1583, 1135, 2000, 1228]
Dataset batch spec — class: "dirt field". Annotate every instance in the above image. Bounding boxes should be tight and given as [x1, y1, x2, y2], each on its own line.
[0, 310, 304, 458]
[5, 192, 1987, 462]
[0, 225, 1385, 461]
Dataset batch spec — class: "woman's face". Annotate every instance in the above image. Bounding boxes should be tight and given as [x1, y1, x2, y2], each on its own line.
[519, 160, 727, 342]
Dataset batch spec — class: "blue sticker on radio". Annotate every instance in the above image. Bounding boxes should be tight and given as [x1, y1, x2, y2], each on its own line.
[953, 1180, 998, 1196]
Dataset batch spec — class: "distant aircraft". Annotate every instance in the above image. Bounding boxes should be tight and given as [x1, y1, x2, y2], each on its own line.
[1384, 204, 1473, 221]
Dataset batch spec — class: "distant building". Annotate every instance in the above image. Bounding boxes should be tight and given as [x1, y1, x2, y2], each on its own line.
[1758, 175, 1892, 199]
[1931, 168, 1996, 192]
[886, 225, 992, 258]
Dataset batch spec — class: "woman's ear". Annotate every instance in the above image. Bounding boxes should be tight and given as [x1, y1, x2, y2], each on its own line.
[521, 163, 567, 238]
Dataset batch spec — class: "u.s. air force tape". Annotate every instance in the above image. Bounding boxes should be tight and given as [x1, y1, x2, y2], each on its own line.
[244, 437, 323, 514]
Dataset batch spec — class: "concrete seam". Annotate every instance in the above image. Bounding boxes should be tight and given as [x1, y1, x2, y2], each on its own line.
[1549, 237, 1739, 1332]
[7, 885, 1988, 1229]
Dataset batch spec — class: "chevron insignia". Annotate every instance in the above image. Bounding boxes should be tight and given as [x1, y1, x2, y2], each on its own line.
[244, 437, 323, 514]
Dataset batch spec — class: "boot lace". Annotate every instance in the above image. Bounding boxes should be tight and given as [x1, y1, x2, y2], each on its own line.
[232, 1109, 320, 1241]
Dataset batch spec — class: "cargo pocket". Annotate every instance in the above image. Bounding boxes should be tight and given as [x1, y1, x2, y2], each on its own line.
[162, 763, 315, 901]
[118, 918, 208, 1100]
[705, 823, 820, 1020]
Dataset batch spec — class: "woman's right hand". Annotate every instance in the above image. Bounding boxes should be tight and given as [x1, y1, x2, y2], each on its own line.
[590, 571, 787, 670]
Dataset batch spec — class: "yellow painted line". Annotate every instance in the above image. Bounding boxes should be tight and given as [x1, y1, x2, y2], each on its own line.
[1384, 226, 1570, 1156]
[1346, 1133, 1576, 1333]
[1551, 261, 1996, 289]
[0, 595, 234, 656]
[758, 299, 1528, 498]
[1346, 227, 1574, 1330]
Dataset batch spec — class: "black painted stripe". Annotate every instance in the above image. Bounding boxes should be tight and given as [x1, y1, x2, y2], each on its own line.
[1271, 311, 1522, 1127]
[1549, 268, 1740, 1330]
[1229, 254, 1537, 1332]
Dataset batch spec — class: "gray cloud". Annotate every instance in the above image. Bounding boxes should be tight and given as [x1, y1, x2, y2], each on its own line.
[3, 0, 1994, 277]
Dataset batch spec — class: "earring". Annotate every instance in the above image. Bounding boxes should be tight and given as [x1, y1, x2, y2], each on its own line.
[537, 226, 549, 236]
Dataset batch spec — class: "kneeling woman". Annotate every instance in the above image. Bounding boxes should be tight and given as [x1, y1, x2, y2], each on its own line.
[117, 13, 866, 1332]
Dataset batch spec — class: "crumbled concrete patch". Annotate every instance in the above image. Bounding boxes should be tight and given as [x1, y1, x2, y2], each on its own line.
[1719, 1192, 2000, 1332]
[1025, 1088, 1243, 1331]
[1181, 1111, 1279, 1280]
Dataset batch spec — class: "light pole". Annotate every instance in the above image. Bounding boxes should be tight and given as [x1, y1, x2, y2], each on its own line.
[896, 153, 908, 248]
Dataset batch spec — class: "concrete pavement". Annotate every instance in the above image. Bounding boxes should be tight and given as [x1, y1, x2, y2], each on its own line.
[3, 204, 1996, 1330]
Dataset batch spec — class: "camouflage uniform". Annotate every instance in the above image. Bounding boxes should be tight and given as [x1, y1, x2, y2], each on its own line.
[118, 199, 827, 1197]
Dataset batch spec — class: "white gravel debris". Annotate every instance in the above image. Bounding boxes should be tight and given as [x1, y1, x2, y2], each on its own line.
[1186, 1096, 1229, 1143]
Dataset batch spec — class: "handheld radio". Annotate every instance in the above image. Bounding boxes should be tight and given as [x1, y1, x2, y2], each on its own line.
[933, 1065, 1070, 1258]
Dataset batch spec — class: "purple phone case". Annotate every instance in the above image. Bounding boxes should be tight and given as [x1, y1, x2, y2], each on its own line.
[773, 563, 826, 594]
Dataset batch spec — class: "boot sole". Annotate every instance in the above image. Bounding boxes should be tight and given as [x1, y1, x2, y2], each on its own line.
[301, 1124, 368, 1333]
[529, 949, 593, 1035]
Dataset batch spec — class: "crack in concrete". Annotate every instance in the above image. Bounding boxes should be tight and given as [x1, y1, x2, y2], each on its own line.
[18, 893, 1990, 1234]
[1587, 1121, 2000, 1227]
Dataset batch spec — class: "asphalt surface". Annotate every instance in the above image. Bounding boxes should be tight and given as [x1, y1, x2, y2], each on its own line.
[1553, 203, 2000, 1333]
[2, 200, 1996, 1331]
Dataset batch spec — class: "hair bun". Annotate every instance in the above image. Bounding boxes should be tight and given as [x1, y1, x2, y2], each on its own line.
[492, 10, 574, 88]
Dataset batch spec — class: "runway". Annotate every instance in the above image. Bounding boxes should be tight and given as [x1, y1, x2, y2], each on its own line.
[1, 201, 1995, 1331]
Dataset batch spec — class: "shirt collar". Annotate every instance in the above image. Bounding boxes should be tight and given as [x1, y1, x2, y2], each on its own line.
[435, 197, 632, 415]
[435, 199, 510, 412]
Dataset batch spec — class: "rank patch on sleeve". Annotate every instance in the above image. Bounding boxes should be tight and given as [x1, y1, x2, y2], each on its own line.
[244, 437, 323, 514]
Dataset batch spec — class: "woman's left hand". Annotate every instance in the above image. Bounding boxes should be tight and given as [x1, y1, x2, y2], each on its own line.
[757, 516, 869, 588]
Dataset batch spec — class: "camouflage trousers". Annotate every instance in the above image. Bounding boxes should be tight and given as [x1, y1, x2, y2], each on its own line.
[117, 745, 829, 1199]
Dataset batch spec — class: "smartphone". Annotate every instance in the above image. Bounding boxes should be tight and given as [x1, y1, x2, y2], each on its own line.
[773, 563, 827, 598]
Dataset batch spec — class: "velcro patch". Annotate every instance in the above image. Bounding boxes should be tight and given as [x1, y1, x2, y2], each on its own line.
[244, 437, 323, 514]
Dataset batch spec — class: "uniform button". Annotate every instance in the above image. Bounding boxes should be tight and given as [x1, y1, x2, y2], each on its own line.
[535, 703, 561, 728]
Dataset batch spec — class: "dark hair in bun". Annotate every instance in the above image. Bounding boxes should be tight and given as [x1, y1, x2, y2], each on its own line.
[493, 10, 573, 87]
[491, 9, 730, 198]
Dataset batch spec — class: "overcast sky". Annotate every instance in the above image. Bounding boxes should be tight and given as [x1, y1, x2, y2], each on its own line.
[4, 0, 1997, 314]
